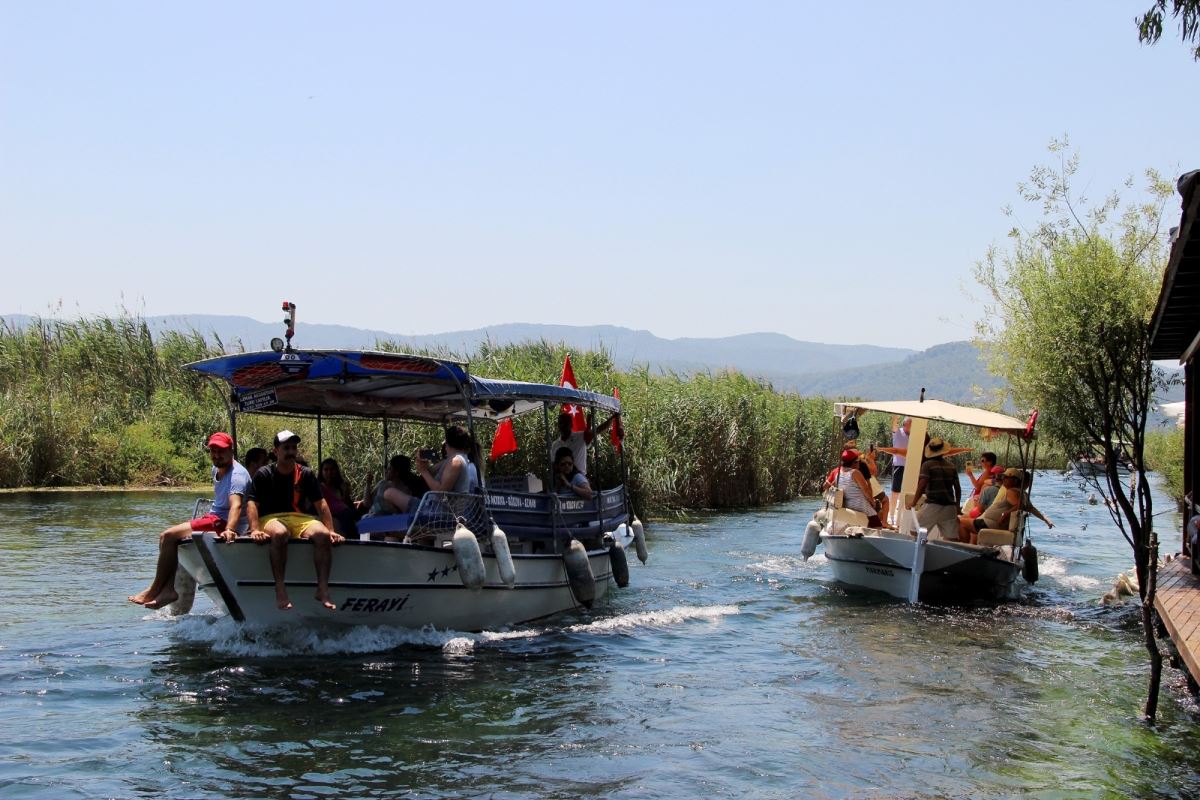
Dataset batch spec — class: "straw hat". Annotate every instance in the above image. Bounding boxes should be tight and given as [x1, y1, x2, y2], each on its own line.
[924, 437, 951, 459]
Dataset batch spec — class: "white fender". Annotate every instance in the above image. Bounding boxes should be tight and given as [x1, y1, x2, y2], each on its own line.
[800, 519, 822, 561]
[453, 524, 486, 590]
[631, 517, 648, 564]
[614, 522, 629, 544]
[608, 539, 630, 588]
[491, 525, 516, 588]
[167, 566, 197, 616]
[563, 540, 596, 608]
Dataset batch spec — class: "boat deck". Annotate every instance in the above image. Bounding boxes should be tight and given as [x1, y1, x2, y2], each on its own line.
[1155, 556, 1200, 687]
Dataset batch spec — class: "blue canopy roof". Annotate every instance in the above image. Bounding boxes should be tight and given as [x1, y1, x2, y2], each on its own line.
[185, 350, 620, 422]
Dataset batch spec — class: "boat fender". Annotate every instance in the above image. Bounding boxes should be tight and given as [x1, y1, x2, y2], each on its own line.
[631, 517, 648, 564]
[613, 522, 629, 545]
[453, 524, 486, 590]
[490, 525, 516, 588]
[800, 519, 822, 561]
[563, 540, 596, 608]
[1021, 538, 1039, 584]
[167, 566, 197, 616]
[609, 540, 630, 588]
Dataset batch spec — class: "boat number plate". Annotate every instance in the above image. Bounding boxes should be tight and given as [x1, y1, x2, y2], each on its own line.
[237, 388, 278, 412]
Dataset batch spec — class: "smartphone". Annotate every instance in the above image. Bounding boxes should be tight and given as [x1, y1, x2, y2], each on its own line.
[419, 448, 439, 461]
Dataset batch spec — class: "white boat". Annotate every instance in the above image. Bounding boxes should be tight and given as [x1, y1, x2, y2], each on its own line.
[802, 398, 1039, 603]
[168, 328, 646, 630]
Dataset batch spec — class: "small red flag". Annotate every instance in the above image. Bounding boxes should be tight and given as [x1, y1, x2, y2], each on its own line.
[489, 418, 518, 461]
[559, 355, 587, 433]
[610, 388, 624, 452]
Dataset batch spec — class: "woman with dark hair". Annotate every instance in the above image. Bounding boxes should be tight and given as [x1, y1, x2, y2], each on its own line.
[415, 425, 480, 494]
[553, 446, 594, 500]
[833, 448, 883, 529]
[319, 457, 358, 535]
[363, 454, 427, 516]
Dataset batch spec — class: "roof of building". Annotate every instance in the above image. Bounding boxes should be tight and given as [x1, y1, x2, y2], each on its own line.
[1150, 170, 1200, 361]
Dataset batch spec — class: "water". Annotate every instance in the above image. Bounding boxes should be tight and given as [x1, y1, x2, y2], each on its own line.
[2, 474, 1199, 798]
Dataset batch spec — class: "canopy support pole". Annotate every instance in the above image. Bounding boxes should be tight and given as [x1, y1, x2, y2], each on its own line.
[317, 413, 323, 465]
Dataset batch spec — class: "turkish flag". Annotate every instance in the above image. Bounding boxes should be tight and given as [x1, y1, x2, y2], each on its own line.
[489, 418, 518, 461]
[610, 388, 624, 452]
[559, 355, 587, 432]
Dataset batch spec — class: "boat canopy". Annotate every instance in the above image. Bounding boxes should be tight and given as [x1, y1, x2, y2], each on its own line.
[834, 399, 1029, 434]
[186, 350, 621, 423]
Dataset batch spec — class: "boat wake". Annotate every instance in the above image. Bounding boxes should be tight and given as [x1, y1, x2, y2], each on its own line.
[166, 604, 740, 657]
[1037, 555, 1103, 591]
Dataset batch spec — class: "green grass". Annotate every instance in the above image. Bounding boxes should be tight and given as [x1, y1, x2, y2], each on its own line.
[0, 314, 1066, 512]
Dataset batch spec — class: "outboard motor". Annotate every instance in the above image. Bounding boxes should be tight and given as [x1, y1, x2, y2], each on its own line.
[491, 525, 516, 588]
[453, 523, 486, 590]
[1021, 537, 1039, 584]
[563, 539, 596, 608]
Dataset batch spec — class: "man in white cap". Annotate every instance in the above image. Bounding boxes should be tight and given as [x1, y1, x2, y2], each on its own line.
[246, 430, 343, 610]
[129, 432, 250, 609]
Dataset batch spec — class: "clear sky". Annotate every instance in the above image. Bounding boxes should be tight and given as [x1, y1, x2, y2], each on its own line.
[2, 1, 1196, 349]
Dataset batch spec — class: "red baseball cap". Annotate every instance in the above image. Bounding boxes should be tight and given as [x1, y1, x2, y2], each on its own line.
[841, 448, 860, 462]
[207, 432, 234, 450]
[989, 465, 1004, 475]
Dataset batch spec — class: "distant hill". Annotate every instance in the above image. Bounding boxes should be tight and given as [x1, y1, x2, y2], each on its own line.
[2, 312, 1004, 402]
[1, 312, 915, 375]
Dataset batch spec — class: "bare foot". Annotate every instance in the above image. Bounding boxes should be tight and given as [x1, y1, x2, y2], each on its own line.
[128, 589, 155, 605]
[144, 589, 178, 609]
[275, 592, 293, 610]
[316, 592, 336, 611]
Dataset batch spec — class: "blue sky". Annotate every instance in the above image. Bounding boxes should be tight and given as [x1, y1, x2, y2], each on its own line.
[2, 1, 1196, 349]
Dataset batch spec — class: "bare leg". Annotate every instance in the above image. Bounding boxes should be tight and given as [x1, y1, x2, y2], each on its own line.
[382, 487, 411, 513]
[267, 524, 293, 610]
[888, 492, 900, 525]
[131, 522, 192, 604]
[309, 527, 337, 610]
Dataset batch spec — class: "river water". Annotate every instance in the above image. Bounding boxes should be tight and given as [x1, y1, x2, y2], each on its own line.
[2, 473, 1199, 798]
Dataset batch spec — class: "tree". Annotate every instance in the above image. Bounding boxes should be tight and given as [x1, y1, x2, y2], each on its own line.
[975, 139, 1174, 721]
[1138, 0, 1200, 60]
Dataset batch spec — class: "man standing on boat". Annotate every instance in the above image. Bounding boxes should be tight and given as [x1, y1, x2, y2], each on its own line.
[128, 432, 250, 609]
[549, 411, 616, 476]
[246, 430, 343, 611]
[887, 416, 913, 525]
[911, 437, 962, 541]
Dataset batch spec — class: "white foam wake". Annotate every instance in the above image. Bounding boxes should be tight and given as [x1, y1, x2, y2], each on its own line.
[167, 604, 740, 657]
[1038, 555, 1102, 590]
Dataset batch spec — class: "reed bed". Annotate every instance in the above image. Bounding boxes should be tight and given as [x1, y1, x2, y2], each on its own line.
[0, 315, 1062, 512]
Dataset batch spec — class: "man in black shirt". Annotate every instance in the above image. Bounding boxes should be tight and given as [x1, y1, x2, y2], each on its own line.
[247, 430, 343, 610]
[912, 437, 962, 542]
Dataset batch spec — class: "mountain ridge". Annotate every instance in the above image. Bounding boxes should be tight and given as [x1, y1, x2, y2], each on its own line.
[1, 312, 997, 401]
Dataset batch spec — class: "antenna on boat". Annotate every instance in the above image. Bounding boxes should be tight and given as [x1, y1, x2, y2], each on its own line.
[918, 387, 925, 403]
[271, 301, 297, 354]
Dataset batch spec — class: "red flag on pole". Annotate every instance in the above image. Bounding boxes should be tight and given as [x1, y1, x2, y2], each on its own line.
[559, 355, 587, 432]
[610, 388, 624, 452]
[489, 418, 518, 461]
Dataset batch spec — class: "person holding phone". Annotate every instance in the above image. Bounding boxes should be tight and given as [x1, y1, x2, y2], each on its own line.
[415, 425, 480, 494]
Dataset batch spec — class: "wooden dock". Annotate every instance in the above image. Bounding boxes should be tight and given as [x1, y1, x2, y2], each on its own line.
[1155, 556, 1200, 688]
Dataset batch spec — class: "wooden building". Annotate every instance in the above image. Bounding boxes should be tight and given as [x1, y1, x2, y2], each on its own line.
[1150, 170, 1200, 685]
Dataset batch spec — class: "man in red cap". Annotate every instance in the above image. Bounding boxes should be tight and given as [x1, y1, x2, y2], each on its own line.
[129, 432, 252, 609]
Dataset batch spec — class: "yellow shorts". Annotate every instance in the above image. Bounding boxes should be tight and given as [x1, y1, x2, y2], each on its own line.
[261, 513, 324, 539]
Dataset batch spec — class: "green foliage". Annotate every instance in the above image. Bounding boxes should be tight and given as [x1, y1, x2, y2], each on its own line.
[1137, 0, 1200, 59]
[0, 315, 225, 487]
[1145, 426, 1186, 509]
[974, 139, 1171, 587]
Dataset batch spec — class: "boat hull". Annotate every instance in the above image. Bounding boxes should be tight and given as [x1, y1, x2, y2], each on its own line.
[822, 531, 1022, 603]
[177, 528, 634, 630]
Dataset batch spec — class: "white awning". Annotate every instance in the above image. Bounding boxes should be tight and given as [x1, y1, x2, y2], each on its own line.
[834, 399, 1028, 432]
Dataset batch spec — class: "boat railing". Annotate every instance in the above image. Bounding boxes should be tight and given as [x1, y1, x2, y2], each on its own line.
[484, 485, 628, 543]
[405, 491, 494, 542]
[192, 498, 213, 520]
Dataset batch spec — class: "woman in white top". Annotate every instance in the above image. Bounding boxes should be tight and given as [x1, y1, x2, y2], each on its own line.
[833, 448, 883, 528]
[414, 425, 480, 494]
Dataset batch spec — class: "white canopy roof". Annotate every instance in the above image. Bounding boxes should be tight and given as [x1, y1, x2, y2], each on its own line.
[834, 399, 1029, 433]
